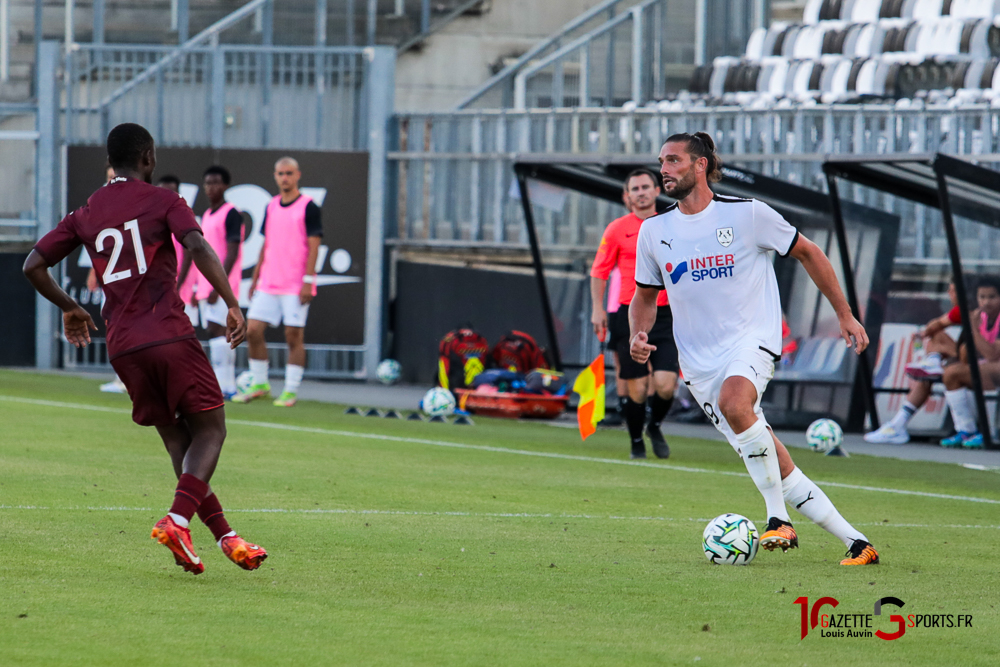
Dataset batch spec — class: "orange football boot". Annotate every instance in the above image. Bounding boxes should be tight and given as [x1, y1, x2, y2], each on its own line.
[220, 534, 269, 571]
[841, 540, 880, 566]
[151, 515, 204, 575]
[760, 517, 799, 552]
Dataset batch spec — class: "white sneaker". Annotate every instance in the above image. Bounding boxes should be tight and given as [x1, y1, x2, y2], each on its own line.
[99, 376, 127, 394]
[864, 423, 910, 444]
[905, 356, 943, 381]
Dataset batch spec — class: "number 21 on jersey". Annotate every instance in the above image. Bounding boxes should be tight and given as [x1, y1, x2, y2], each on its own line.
[96, 219, 147, 284]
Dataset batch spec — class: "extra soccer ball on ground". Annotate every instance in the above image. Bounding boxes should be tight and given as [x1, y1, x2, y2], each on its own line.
[703, 513, 759, 565]
[421, 387, 456, 417]
[806, 418, 843, 454]
[236, 370, 254, 395]
[376, 359, 402, 385]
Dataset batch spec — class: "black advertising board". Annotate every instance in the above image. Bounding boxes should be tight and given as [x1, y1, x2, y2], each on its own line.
[64, 146, 369, 345]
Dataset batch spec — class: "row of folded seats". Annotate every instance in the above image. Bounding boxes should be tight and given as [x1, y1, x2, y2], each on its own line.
[688, 56, 1000, 102]
[805, 0, 1000, 23]
[746, 17, 1000, 60]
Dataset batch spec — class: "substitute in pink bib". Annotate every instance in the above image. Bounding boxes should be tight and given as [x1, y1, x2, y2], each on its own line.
[239, 156, 324, 408]
[194, 201, 243, 300]
[258, 194, 320, 296]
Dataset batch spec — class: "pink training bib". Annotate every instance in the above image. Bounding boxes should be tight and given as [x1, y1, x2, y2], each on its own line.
[173, 235, 197, 303]
[257, 194, 316, 296]
[980, 311, 1000, 344]
[194, 202, 243, 300]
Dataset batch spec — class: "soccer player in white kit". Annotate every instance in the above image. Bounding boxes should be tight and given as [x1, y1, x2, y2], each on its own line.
[630, 132, 879, 566]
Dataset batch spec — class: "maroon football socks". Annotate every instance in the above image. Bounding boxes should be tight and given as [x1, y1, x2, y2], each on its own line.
[196, 493, 233, 542]
[168, 473, 210, 525]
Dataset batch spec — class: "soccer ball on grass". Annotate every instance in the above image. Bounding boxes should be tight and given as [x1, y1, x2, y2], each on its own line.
[376, 359, 401, 385]
[236, 370, 254, 394]
[703, 513, 759, 565]
[806, 418, 843, 454]
[421, 387, 456, 417]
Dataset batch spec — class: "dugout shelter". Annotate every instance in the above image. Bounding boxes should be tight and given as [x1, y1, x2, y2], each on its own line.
[514, 157, 899, 432]
[824, 154, 1000, 449]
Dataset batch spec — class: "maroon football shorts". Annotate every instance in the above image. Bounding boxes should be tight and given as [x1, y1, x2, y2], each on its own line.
[112, 337, 225, 427]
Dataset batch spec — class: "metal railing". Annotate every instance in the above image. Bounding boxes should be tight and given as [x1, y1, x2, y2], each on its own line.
[389, 105, 1000, 260]
[458, 0, 652, 109]
[65, 44, 373, 149]
[458, 0, 767, 110]
[64, 339, 366, 379]
[0, 102, 38, 242]
[513, 0, 667, 110]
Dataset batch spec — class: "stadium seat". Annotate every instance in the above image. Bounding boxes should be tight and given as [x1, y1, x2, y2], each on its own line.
[881, 0, 907, 18]
[803, 0, 825, 24]
[745, 27, 768, 60]
[682, 0, 1000, 105]
[907, 0, 946, 20]
[845, 0, 885, 23]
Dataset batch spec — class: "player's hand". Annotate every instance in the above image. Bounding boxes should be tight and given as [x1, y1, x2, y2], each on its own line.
[923, 318, 943, 338]
[299, 282, 314, 306]
[86, 269, 98, 292]
[63, 306, 97, 348]
[591, 308, 608, 342]
[226, 307, 246, 349]
[630, 331, 656, 363]
[207, 290, 219, 305]
[839, 313, 869, 354]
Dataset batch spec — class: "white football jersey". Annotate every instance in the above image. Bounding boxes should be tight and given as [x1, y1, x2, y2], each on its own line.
[634, 195, 799, 383]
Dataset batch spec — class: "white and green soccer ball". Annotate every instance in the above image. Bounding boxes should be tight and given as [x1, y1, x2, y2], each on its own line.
[703, 513, 759, 566]
[421, 387, 456, 417]
[806, 418, 843, 453]
[376, 359, 401, 385]
[236, 370, 255, 394]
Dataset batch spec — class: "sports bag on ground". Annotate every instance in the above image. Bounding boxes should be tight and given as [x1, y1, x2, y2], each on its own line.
[491, 330, 550, 374]
[437, 328, 489, 390]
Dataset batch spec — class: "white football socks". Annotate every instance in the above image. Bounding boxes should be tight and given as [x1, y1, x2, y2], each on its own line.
[735, 419, 789, 522]
[888, 400, 918, 431]
[209, 337, 237, 394]
[945, 388, 977, 433]
[249, 358, 269, 388]
[782, 467, 868, 547]
[284, 364, 305, 395]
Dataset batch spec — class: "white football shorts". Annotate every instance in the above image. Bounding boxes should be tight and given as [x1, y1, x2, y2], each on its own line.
[684, 346, 776, 453]
[246, 290, 310, 328]
[198, 297, 230, 328]
[183, 303, 200, 328]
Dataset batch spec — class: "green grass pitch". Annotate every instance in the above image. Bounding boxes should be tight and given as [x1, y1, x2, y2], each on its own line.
[1, 369, 998, 665]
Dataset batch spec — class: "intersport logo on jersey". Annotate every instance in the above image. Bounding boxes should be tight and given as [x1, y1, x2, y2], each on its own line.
[665, 253, 736, 284]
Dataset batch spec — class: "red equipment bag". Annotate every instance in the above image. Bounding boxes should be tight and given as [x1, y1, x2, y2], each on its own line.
[437, 328, 489, 390]
[491, 330, 550, 374]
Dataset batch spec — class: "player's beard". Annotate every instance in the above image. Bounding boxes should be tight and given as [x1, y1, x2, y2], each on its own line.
[664, 165, 697, 201]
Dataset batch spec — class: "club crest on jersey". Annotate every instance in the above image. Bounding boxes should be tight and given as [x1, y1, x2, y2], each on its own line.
[716, 227, 734, 247]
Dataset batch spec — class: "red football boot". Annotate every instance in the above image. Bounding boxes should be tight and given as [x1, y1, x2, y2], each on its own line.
[151, 515, 204, 575]
[220, 534, 268, 571]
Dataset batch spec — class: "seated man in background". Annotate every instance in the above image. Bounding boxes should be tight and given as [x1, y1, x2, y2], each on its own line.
[866, 281, 961, 444]
[939, 276, 1000, 449]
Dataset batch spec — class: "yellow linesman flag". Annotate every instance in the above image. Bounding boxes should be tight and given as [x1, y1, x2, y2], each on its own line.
[573, 355, 606, 440]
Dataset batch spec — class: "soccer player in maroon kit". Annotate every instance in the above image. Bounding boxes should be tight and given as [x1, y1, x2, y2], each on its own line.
[23, 123, 267, 575]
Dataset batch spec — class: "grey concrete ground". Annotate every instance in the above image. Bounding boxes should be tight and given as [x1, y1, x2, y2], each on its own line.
[34, 369, 1000, 468]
